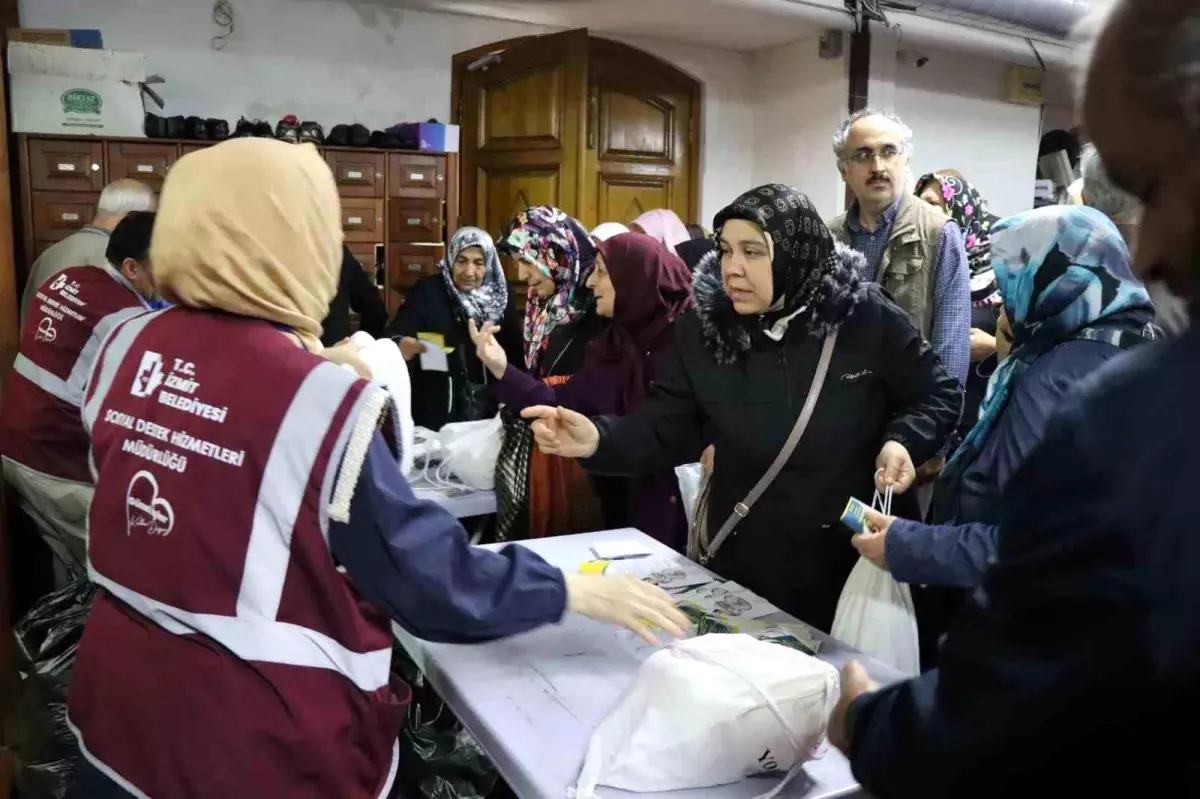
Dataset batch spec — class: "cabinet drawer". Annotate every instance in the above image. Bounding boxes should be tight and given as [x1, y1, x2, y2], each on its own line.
[387, 154, 444, 199]
[32, 191, 100, 242]
[180, 143, 211, 156]
[28, 139, 104, 192]
[107, 141, 178, 188]
[340, 198, 385, 243]
[327, 151, 385, 198]
[387, 244, 443, 307]
[387, 199, 443, 243]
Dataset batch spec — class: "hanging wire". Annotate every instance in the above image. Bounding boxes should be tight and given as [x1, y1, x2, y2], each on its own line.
[211, 0, 235, 51]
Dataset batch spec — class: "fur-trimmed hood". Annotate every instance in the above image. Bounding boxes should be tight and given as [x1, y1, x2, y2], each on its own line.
[691, 241, 867, 365]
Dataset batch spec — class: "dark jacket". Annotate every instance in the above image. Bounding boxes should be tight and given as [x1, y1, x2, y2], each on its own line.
[583, 283, 961, 631]
[491, 351, 689, 552]
[321, 247, 388, 346]
[887, 340, 1125, 587]
[847, 321, 1200, 799]
[385, 274, 522, 431]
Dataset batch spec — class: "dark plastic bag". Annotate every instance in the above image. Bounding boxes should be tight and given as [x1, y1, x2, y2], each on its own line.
[4, 576, 95, 799]
[390, 643, 498, 799]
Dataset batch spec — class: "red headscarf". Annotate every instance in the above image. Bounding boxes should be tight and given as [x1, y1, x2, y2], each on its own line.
[591, 232, 693, 411]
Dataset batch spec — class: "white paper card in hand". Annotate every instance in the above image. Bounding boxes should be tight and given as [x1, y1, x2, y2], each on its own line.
[590, 540, 654, 560]
[419, 343, 450, 373]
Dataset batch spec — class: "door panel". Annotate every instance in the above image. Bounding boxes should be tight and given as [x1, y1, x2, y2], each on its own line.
[456, 29, 589, 232]
[107, 141, 178, 189]
[585, 38, 700, 228]
[28, 138, 104, 192]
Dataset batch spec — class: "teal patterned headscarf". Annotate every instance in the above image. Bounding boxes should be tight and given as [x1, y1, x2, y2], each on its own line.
[936, 205, 1159, 517]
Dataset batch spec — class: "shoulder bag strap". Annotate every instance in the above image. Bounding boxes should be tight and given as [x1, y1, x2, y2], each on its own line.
[699, 330, 839, 565]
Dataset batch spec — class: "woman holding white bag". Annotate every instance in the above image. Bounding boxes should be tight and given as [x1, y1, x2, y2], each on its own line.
[522, 184, 962, 632]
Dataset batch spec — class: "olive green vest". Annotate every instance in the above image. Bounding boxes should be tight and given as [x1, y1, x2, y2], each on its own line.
[830, 193, 945, 339]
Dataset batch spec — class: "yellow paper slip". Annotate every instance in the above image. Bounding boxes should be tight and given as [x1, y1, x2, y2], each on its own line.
[417, 332, 454, 354]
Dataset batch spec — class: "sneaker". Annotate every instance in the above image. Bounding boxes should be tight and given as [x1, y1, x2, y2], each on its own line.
[253, 120, 274, 138]
[164, 115, 187, 139]
[206, 118, 230, 140]
[144, 113, 168, 138]
[232, 117, 256, 138]
[326, 124, 350, 146]
[298, 120, 324, 145]
[185, 116, 208, 140]
[275, 114, 300, 144]
[348, 123, 370, 147]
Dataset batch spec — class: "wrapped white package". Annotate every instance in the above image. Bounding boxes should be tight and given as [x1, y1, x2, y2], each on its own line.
[344, 332, 415, 477]
[571, 634, 839, 799]
[430, 416, 502, 491]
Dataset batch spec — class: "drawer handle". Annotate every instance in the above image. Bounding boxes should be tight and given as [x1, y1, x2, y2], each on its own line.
[347, 216, 364, 225]
[92, 163, 100, 172]
[406, 217, 422, 226]
[347, 170, 363, 179]
[61, 212, 80, 222]
[57, 163, 76, 172]
[406, 263, 422, 272]
[437, 174, 444, 182]
[409, 172, 425, 181]
[136, 164, 155, 173]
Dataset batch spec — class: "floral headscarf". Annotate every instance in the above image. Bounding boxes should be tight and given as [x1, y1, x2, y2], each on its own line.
[440, 226, 508, 326]
[916, 172, 1001, 306]
[499, 206, 596, 370]
[935, 205, 1159, 519]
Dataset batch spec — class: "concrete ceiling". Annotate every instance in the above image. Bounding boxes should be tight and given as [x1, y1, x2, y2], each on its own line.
[364, 0, 840, 52]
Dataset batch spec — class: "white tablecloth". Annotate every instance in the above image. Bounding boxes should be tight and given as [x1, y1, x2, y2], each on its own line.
[395, 529, 903, 799]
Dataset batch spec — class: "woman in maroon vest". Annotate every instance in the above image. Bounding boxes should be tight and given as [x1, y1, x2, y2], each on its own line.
[470, 232, 695, 551]
[65, 138, 686, 799]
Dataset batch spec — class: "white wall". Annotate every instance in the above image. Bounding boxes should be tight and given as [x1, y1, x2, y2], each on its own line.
[867, 31, 1044, 218]
[21, 0, 756, 225]
[749, 36, 848, 219]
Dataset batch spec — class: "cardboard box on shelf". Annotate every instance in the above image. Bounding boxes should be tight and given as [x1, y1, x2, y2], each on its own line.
[9, 29, 103, 49]
[8, 42, 146, 138]
[391, 122, 460, 153]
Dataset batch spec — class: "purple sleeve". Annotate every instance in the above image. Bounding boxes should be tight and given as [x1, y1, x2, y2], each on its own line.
[490, 363, 615, 417]
[330, 433, 567, 643]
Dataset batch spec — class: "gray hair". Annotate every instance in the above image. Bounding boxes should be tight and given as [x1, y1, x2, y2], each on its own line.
[97, 180, 156, 215]
[831, 108, 914, 161]
[1080, 144, 1141, 223]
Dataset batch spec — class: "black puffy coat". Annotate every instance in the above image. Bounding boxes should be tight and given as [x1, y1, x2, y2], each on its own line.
[585, 280, 962, 631]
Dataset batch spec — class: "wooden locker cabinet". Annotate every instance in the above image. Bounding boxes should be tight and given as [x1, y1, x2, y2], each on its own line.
[14, 134, 459, 311]
[107, 141, 178, 188]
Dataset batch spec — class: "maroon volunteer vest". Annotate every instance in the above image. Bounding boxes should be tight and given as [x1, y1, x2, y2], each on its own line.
[67, 307, 409, 798]
[0, 265, 148, 482]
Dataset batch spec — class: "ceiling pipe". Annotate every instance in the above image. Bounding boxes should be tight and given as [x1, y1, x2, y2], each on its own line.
[908, 0, 1092, 39]
[882, 10, 1080, 70]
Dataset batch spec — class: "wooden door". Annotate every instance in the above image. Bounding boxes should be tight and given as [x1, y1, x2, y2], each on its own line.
[585, 38, 700, 228]
[453, 29, 590, 241]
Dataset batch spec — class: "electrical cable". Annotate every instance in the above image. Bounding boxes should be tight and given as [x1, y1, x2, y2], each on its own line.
[211, 0, 234, 51]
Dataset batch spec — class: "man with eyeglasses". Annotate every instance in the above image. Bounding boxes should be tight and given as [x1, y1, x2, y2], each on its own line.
[828, 110, 970, 398]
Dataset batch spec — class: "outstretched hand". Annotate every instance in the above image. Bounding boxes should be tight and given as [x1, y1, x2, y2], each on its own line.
[467, 319, 508, 379]
[564, 574, 691, 645]
[521, 406, 600, 459]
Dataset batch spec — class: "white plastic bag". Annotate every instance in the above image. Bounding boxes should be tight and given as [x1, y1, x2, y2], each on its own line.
[572, 634, 839, 799]
[344, 333, 415, 477]
[830, 484, 920, 677]
[674, 463, 703, 530]
[431, 416, 503, 491]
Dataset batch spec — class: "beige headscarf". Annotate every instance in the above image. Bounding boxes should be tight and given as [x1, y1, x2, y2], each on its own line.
[151, 138, 342, 352]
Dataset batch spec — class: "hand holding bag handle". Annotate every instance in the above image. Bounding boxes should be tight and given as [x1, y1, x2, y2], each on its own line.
[694, 331, 839, 565]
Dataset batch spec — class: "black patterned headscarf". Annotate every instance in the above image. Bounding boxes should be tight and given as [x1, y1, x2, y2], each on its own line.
[694, 184, 864, 364]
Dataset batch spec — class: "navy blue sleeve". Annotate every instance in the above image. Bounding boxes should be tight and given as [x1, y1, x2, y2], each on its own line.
[845, 377, 1153, 796]
[330, 433, 567, 643]
[884, 518, 997, 588]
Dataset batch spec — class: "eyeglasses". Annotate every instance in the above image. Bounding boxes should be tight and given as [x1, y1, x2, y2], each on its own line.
[847, 145, 904, 166]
